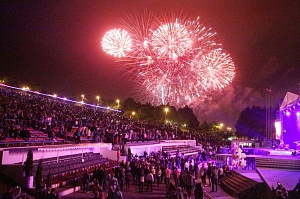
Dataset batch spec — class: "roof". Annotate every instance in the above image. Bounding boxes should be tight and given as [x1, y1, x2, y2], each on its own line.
[279, 91, 300, 111]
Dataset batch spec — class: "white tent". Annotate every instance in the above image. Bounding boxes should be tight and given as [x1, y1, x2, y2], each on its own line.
[279, 91, 300, 111]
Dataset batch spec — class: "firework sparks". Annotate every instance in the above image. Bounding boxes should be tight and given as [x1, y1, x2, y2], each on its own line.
[151, 20, 191, 60]
[192, 50, 235, 91]
[101, 29, 132, 58]
[101, 14, 235, 107]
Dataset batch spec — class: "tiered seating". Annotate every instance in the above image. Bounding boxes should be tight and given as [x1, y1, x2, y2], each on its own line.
[31, 153, 94, 177]
[255, 157, 300, 170]
[221, 171, 266, 199]
[29, 130, 48, 140]
[0, 129, 65, 147]
[162, 145, 200, 157]
[49, 158, 117, 188]
[29, 153, 117, 188]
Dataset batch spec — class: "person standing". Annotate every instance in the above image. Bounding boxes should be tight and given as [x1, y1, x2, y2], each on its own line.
[106, 186, 115, 199]
[293, 179, 300, 198]
[82, 170, 90, 193]
[156, 166, 162, 186]
[164, 166, 171, 187]
[186, 172, 194, 197]
[125, 170, 132, 190]
[146, 172, 154, 192]
[117, 149, 120, 163]
[211, 166, 218, 192]
[200, 164, 207, 185]
[218, 166, 224, 185]
[115, 186, 123, 199]
[1, 186, 13, 199]
[207, 162, 213, 186]
[127, 147, 132, 161]
[194, 182, 204, 199]
[194, 161, 199, 179]
[138, 170, 145, 192]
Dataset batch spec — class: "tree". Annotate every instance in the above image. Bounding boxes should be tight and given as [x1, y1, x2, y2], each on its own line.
[138, 103, 154, 121]
[24, 149, 33, 177]
[235, 106, 266, 139]
[177, 106, 199, 130]
[199, 121, 210, 132]
[123, 98, 141, 111]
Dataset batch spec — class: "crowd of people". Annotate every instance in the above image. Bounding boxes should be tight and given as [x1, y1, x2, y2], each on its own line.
[0, 86, 226, 199]
[0, 87, 226, 150]
[78, 145, 230, 199]
[1, 87, 299, 199]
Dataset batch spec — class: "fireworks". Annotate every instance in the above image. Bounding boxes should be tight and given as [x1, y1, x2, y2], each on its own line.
[193, 50, 235, 92]
[151, 20, 191, 60]
[101, 29, 132, 58]
[101, 14, 235, 107]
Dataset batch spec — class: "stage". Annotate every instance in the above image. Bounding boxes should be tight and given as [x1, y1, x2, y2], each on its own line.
[216, 148, 300, 191]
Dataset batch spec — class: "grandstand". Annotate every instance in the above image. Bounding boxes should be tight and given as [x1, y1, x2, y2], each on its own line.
[1, 84, 299, 199]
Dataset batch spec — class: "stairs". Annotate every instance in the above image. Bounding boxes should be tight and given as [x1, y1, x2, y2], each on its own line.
[221, 170, 266, 199]
[162, 145, 200, 157]
[255, 157, 300, 170]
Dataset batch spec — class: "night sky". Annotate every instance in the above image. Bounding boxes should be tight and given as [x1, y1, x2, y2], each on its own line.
[1, 1, 300, 125]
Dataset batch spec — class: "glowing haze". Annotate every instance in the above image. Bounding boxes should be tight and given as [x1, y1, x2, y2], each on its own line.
[102, 13, 235, 107]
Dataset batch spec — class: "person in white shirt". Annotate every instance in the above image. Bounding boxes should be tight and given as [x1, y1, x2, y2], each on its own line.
[184, 161, 190, 171]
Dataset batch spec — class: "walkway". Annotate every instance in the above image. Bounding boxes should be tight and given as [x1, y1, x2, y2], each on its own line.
[61, 177, 235, 199]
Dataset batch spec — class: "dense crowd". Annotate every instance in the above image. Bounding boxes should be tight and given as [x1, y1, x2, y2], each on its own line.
[86, 148, 227, 199]
[0, 86, 228, 199]
[0, 87, 225, 150]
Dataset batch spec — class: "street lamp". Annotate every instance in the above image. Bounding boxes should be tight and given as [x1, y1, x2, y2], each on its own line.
[227, 127, 232, 132]
[81, 94, 85, 103]
[164, 107, 169, 122]
[131, 111, 136, 118]
[96, 96, 100, 105]
[116, 99, 120, 108]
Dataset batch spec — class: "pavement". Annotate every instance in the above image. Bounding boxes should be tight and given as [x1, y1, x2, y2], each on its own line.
[61, 178, 236, 199]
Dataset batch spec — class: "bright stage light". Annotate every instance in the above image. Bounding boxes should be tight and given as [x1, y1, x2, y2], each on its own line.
[286, 111, 290, 116]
